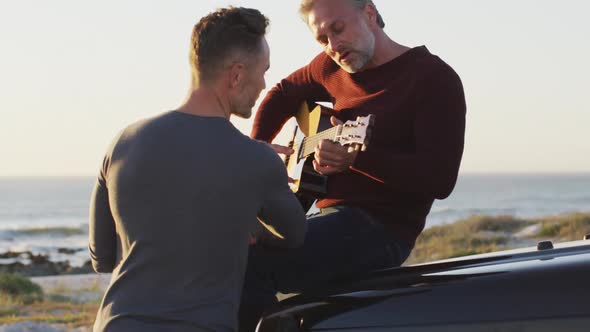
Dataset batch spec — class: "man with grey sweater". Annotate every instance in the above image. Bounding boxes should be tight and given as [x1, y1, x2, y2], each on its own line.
[89, 7, 306, 332]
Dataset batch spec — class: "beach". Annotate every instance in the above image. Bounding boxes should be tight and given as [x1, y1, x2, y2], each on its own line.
[30, 274, 111, 303]
[0, 274, 110, 332]
[1, 175, 589, 330]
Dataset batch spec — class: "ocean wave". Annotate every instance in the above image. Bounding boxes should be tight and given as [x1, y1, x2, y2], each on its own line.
[16, 226, 87, 236]
[0, 222, 88, 233]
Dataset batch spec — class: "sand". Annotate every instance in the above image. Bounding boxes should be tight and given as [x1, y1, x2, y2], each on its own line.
[30, 274, 111, 300]
[0, 274, 110, 332]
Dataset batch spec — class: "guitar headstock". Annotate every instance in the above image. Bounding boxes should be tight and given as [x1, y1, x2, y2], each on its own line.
[335, 114, 375, 152]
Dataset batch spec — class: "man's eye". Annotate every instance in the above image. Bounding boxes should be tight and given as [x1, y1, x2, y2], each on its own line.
[317, 37, 328, 45]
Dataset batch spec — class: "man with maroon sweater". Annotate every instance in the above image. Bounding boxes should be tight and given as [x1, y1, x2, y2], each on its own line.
[239, 0, 466, 329]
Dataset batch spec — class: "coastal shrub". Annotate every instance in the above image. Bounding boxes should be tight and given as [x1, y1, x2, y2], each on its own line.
[405, 212, 590, 265]
[0, 273, 43, 304]
[538, 223, 561, 237]
[536, 213, 590, 240]
[554, 213, 590, 240]
[472, 215, 532, 233]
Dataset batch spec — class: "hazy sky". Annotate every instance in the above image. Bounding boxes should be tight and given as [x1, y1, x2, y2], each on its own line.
[1, 0, 589, 176]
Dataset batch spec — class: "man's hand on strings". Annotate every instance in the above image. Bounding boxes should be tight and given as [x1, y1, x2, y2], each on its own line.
[313, 116, 359, 175]
[267, 143, 293, 157]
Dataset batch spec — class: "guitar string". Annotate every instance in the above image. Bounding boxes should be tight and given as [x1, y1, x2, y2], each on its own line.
[288, 117, 370, 160]
[291, 128, 338, 151]
[299, 124, 366, 156]
[290, 128, 339, 157]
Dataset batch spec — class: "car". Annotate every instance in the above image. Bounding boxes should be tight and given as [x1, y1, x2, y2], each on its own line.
[256, 237, 590, 331]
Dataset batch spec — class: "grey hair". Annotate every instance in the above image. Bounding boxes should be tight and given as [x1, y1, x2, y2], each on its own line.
[299, 0, 385, 28]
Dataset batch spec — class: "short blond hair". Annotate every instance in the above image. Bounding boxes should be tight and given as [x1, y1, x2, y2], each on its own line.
[299, 0, 385, 28]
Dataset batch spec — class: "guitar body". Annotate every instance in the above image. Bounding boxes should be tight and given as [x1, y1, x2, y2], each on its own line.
[285, 103, 374, 210]
[285, 106, 331, 198]
[285, 102, 374, 211]
[285, 103, 332, 199]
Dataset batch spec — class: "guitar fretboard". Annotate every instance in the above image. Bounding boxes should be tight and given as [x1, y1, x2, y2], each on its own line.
[299, 126, 340, 159]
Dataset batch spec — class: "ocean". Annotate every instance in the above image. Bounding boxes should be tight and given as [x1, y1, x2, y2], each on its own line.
[1, 174, 589, 266]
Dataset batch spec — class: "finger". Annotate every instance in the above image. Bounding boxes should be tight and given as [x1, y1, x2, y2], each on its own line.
[316, 141, 350, 163]
[318, 139, 348, 154]
[312, 159, 320, 172]
[330, 116, 343, 127]
[269, 143, 294, 155]
[315, 148, 346, 167]
[313, 160, 329, 174]
[348, 144, 362, 153]
[313, 160, 341, 175]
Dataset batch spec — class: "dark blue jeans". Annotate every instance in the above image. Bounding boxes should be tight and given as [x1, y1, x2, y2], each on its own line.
[238, 206, 410, 331]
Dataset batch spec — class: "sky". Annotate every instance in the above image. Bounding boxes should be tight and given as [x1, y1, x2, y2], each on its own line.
[0, 0, 589, 176]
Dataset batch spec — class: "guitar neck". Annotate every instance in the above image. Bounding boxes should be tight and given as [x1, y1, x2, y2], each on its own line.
[299, 126, 341, 158]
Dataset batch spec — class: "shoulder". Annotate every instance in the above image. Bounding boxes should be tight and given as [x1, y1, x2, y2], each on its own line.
[242, 139, 289, 180]
[116, 112, 166, 143]
[104, 112, 171, 161]
[410, 48, 466, 111]
[248, 140, 286, 167]
[413, 47, 462, 86]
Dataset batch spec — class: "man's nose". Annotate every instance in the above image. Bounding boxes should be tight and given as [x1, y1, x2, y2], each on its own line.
[327, 36, 340, 55]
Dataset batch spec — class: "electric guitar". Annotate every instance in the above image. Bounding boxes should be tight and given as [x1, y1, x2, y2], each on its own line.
[285, 102, 375, 200]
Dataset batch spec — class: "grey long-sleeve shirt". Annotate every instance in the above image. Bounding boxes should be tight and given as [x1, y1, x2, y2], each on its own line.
[89, 111, 306, 331]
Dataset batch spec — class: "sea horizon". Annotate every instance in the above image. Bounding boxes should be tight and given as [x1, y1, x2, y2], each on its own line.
[1, 173, 589, 266]
[2, 171, 590, 179]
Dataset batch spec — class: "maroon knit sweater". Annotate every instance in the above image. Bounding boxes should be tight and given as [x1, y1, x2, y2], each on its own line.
[251, 46, 466, 247]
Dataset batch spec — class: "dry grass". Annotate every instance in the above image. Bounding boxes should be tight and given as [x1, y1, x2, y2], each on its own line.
[537, 212, 590, 240]
[405, 212, 590, 265]
[0, 301, 98, 327]
[0, 273, 100, 328]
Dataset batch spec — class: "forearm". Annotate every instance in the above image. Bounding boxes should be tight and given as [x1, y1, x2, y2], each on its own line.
[88, 179, 117, 273]
[254, 145, 308, 248]
[251, 61, 331, 142]
[256, 191, 307, 248]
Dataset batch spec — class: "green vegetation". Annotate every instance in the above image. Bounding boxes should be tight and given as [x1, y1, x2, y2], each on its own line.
[0, 273, 99, 327]
[538, 212, 590, 239]
[405, 212, 590, 265]
[0, 273, 43, 304]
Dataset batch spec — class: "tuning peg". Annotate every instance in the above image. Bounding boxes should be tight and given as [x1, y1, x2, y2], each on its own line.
[361, 144, 368, 152]
[347, 146, 355, 153]
[354, 145, 361, 152]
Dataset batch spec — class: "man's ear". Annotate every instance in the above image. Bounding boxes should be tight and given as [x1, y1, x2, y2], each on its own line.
[229, 62, 246, 88]
[363, 2, 378, 27]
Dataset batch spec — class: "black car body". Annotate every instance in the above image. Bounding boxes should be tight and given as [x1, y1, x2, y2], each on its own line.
[257, 239, 590, 331]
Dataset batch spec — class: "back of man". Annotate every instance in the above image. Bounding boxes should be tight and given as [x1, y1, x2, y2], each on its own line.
[90, 7, 307, 331]
[91, 111, 304, 331]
